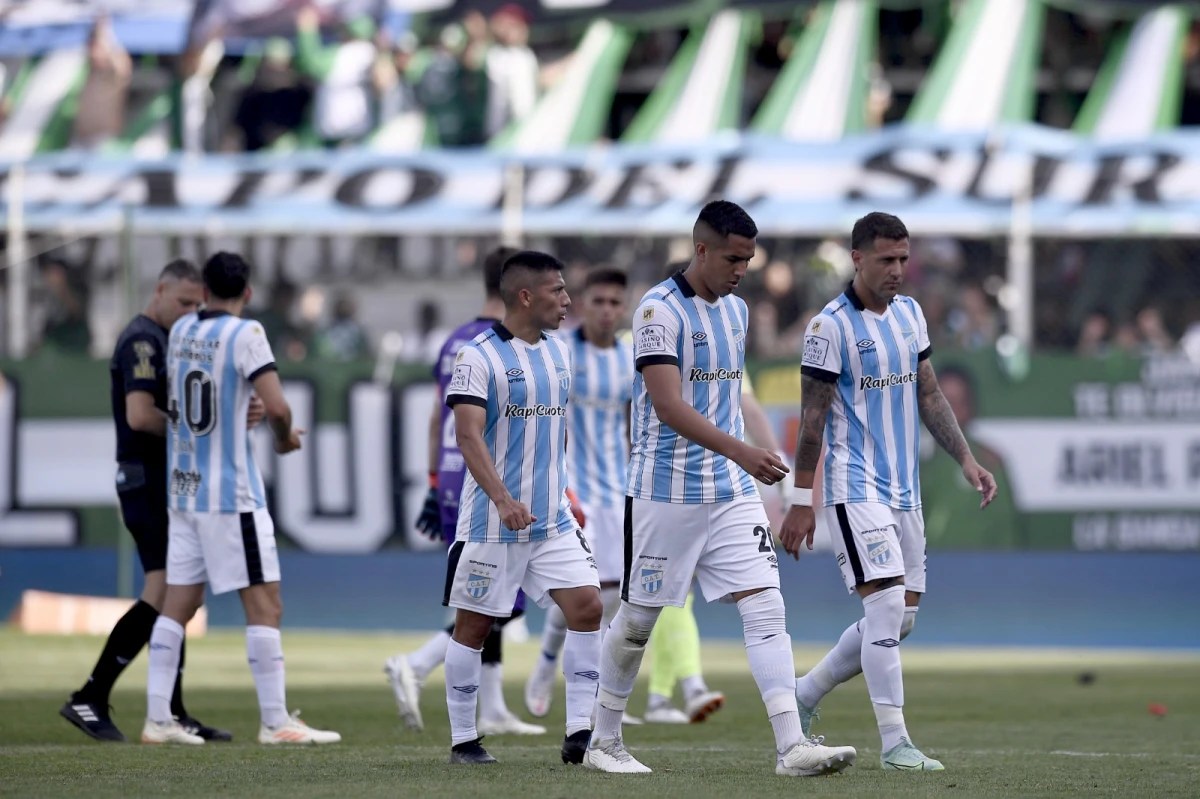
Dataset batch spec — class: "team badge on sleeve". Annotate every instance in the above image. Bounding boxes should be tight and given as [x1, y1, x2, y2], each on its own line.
[642, 306, 655, 321]
[449, 364, 472, 392]
[802, 336, 829, 367]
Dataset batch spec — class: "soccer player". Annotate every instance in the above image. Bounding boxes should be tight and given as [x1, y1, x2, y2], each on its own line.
[142, 252, 340, 746]
[441, 251, 602, 765]
[385, 246, 545, 736]
[60, 260, 234, 743]
[780, 212, 998, 771]
[585, 201, 857, 777]
[523, 267, 646, 725]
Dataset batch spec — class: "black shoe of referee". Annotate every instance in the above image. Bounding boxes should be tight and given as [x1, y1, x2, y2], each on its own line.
[449, 737, 497, 764]
[59, 697, 127, 742]
[561, 729, 590, 764]
[179, 715, 233, 742]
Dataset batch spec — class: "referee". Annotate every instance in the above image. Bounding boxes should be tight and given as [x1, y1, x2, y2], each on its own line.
[59, 259, 255, 742]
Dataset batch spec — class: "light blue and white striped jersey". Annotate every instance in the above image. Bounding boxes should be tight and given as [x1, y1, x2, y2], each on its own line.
[801, 284, 931, 510]
[447, 322, 575, 543]
[166, 311, 275, 513]
[628, 273, 756, 504]
[567, 328, 633, 509]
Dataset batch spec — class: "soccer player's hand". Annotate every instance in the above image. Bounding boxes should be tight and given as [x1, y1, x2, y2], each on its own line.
[565, 487, 586, 529]
[416, 487, 443, 539]
[735, 444, 789, 485]
[962, 457, 998, 509]
[275, 428, 305, 454]
[246, 394, 265, 429]
[497, 497, 535, 532]
[778, 504, 816, 559]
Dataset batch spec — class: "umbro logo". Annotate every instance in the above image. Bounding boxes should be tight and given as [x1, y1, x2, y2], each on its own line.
[872, 638, 900, 648]
[857, 339, 876, 352]
[149, 643, 171, 651]
[574, 670, 600, 680]
[506, 368, 525, 384]
[453, 684, 479, 694]
[692, 332, 707, 341]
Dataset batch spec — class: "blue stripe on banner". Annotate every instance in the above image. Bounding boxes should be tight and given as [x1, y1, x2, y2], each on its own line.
[594, 347, 611, 505]
[570, 336, 589, 504]
[220, 321, 246, 512]
[835, 322, 867, 503]
[845, 311, 892, 502]
[875, 316, 909, 507]
[495, 341, 525, 544]
[679, 299, 709, 503]
[705, 305, 735, 501]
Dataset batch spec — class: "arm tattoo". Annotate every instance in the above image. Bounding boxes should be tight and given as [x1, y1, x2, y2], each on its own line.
[917, 360, 971, 464]
[795, 376, 836, 474]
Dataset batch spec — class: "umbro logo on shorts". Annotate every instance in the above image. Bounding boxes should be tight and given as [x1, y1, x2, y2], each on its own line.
[872, 638, 900, 648]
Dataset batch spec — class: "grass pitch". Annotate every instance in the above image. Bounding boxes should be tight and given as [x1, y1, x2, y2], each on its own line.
[0, 629, 1197, 798]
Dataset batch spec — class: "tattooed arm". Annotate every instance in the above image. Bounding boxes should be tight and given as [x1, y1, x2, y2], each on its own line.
[917, 359, 997, 507]
[793, 374, 836, 488]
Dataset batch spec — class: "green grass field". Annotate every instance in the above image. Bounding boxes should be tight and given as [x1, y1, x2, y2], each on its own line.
[1, 629, 1198, 798]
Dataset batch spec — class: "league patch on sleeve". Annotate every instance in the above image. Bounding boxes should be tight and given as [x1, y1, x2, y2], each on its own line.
[802, 335, 830, 367]
[636, 324, 668, 356]
[449, 364, 472, 393]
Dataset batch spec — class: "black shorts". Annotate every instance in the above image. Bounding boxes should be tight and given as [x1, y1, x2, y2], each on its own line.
[116, 462, 168, 574]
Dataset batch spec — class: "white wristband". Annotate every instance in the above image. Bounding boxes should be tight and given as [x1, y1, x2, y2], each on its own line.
[791, 488, 814, 507]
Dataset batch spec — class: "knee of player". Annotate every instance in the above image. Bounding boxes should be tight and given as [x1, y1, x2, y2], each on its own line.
[735, 588, 788, 641]
[566, 590, 604, 631]
[453, 610, 494, 649]
[616, 602, 660, 646]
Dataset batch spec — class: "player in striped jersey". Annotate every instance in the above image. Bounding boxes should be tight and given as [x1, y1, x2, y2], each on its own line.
[779, 213, 997, 772]
[586, 201, 857, 777]
[143, 252, 340, 746]
[441, 251, 602, 766]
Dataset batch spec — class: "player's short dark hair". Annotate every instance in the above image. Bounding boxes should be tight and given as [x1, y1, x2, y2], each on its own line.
[695, 200, 758, 240]
[499, 250, 564, 305]
[483, 246, 519, 299]
[202, 251, 251, 300]
[851, 212, 909, 252]
[584, 267, 627, 291]
[159, 258, 200, 284]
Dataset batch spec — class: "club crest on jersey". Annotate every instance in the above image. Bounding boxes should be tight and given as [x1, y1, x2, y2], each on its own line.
[640, 567, 663, 594]
[466, 570, 491, 599]
[557, 367, 571, 391]
[731, 326, 745, 352]
[867, 540, 891, 566]
[642, 307, 655, 321]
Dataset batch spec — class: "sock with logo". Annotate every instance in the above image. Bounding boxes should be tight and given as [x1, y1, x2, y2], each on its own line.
[246, 625, 289, 728]
[76, 599, 159, 706]
[797, 605, 917, 710]
[594, 602, 660, 743]
[562, 629, 601, 736]
[146, 616, 184, 723]
[860, 585, 908, 752]
[445, 639, 483, 745]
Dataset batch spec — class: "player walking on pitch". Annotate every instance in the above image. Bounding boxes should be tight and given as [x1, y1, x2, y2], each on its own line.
[585, 201, 857, 776]
[441, 251, 602, 765]
[143, 252, 340, 746]
[780, 212, 997, 771]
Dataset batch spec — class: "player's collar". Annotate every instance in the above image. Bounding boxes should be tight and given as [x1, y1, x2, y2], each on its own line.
[843, 281, 893, 312]
[671, 271, 697, 298]
[198, 309, 232, 320]
[475, 316, 501, 323]
[492, 321, 546, 342]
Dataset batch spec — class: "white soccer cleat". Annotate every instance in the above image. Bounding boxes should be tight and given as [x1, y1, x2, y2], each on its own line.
[477, 711, 547, 736]
[141, 718, 205, 745]
[643, 705, 690, 724]
[622, 711, 644, 726]
[777, 735, 857, 777]
[384, 655, 424, 731]
[685, 690, 726, 723]
[583, 737, 652, 774]
[523, 660, 556, 718]
[258, 711, 342, 745]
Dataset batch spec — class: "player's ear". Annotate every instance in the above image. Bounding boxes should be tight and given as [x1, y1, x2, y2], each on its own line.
[243, 285, 253, 305]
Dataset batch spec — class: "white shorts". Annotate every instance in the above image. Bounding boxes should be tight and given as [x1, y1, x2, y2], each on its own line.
[167, 507, 280, 595]
[443, 530, 600, 618]
[581, 502, 623, 585]
[622, 496, 779, 608]
[823, 502, 926, 594]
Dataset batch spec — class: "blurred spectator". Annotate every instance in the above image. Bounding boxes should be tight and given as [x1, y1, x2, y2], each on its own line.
[314, 292, 371, 361]
[40, 260, 91, 354]
[1076, 311, 1111, 358]
[399, 300, 450, 363]
[374, 31, 420, 122]
[1181, 300, 1200, 364]
[229, 38, 312, 152]
[1112, 322, 1141, 357]
[253, 281, 308, 361]
[486, 4, 539, 137]
[71, 15, 131, 151]
[415, 21, 489, 147]
[294, 6, 378, 147]
[1135, 307, 1175, 355]
[947, 285, 999, 350]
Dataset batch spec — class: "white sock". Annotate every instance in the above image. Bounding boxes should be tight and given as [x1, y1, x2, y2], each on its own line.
[146, 617, 184, 723]
[445, 639, 482, 745]
[407, 629, 451, 680]
[860, 586, 908, 751]
[737, 589, 802, 753]
[246, 625, 289, 728]
[680, 674, 709, 702]
[594, 602, 659, 742]
[599, 585, 621, 644]
[478, 663, 509, 720]
[562, 629, 601, 736]
[797, 605, 918, 709]
[539, 604, 568, 663]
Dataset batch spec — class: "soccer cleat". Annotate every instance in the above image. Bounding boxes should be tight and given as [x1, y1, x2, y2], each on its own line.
[449, 737, 497, 764]
[622, 711, 644, 726]
[258, 711, 341, 745]
[523, 659, 556, 718]
[798, 701, 820, 738]
[643, 704, 690, 724]
[141, 718, 205, 745]
[179, 715, 233, 742]
[881, 739, 945, 771]
[561, 729, 591, 764]
[477, 711, 547, 736]
[384, 655, 425, 731]
[777, 735, 857, 777]
[583, 736, 652, 774]
[60, 699, 127, 742]
[685, 690, 726, 723]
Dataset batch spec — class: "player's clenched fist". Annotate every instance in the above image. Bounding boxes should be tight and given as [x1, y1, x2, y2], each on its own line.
[496, 496, 536, 531]
[778, 504, 816, 559]
[734, 444, 789, 485]
[274, 428, 305, 454]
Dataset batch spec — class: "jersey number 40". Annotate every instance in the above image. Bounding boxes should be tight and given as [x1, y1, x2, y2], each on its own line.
[168, 369, 217, 437]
